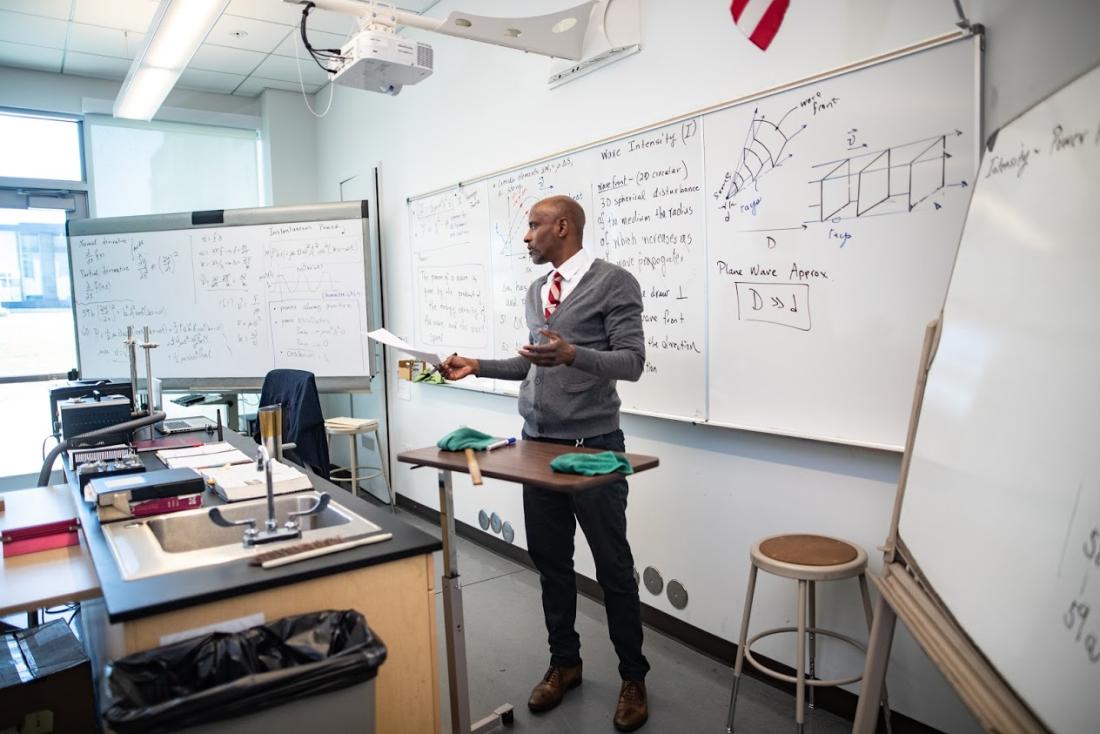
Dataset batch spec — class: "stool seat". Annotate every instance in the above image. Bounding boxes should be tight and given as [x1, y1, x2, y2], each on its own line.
[324, 417, 393, 511]
[325, 418, 379, 433]
[753, 534, 867, 581]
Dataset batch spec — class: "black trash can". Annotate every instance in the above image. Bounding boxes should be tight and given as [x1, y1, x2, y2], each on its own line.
[102, 610, 385, 734]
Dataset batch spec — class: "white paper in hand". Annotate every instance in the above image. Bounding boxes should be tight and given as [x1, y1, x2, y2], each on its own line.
[364, 328, 443, 365]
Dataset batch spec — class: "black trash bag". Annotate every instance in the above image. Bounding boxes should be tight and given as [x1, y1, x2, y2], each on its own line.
[103, 609, 386, 734]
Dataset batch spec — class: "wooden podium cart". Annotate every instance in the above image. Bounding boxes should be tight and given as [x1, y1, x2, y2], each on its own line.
[398, 441, 659, 734]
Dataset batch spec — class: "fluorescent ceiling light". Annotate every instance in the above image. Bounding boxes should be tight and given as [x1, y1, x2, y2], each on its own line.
[113, 0, 231, 120]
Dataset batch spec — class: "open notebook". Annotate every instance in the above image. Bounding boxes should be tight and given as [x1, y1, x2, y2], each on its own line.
[202, 461, 313, 502]
[156, 442, 252, 470]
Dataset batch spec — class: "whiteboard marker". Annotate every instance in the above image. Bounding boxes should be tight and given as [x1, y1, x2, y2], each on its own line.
[485, 437, 516, 451]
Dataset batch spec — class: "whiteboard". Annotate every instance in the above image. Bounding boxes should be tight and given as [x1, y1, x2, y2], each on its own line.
[899, 64, 1100, 733]
[68, 202, 374, 391]
[407, 35, 979, 447]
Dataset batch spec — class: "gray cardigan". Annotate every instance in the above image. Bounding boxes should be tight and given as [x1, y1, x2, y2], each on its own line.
[478, 258, 645, 439]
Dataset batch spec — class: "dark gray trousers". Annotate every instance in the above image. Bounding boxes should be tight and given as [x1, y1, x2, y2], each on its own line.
[522, 429, 650, 681]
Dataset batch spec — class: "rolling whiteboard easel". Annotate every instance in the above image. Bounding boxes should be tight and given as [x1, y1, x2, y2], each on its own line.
[407, 32, 980, 449]
[68, 201, 375, 392]
[853, 64, 1100, 733]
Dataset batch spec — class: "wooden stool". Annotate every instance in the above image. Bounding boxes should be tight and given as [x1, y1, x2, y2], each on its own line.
[725, 534, 892, 734]
[324, 418, 394, 510]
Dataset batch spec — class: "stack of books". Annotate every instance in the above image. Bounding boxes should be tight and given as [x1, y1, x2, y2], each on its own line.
[87, 468, 207, 523]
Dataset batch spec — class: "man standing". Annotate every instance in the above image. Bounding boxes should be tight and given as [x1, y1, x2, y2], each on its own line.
[441, 195, 650, 731]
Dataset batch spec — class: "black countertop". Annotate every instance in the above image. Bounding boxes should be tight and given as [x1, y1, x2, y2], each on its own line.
[70, 430, 441, 623]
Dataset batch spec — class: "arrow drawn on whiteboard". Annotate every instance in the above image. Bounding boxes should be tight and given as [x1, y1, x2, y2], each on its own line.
[737, 224, 808, 233]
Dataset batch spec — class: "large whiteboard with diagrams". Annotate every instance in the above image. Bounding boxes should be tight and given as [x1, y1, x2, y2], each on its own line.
[407, 34, 980, 449]
[898, 64, 1100, 733]
[68, 202, 375, 391]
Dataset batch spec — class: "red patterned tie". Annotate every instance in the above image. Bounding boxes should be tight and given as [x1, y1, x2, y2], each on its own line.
[544, 270, 563, 321]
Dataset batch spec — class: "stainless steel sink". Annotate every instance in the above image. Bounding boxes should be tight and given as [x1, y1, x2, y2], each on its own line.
[147, 494, 352, 553]
[101, 491, 384, 580]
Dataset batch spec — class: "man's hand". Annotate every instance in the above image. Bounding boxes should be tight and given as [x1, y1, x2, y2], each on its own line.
[440, 354, 479, 380]
[518, 329, 577, 367]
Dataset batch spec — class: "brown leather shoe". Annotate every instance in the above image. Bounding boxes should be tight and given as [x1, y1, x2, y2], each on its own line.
[613, 679, 648, 731]
[527, 662, 583, 712]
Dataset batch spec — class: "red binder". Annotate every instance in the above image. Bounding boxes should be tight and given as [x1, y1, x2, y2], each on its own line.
[0, 486, 80, 558]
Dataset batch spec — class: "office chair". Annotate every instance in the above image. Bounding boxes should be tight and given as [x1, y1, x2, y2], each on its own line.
[253, 369, 330, 476]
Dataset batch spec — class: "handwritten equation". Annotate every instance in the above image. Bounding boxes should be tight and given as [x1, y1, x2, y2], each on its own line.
[71, 219, 370, 378]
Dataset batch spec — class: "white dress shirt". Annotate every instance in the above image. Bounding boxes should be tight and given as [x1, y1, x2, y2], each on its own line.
[540, 247, 594, 314]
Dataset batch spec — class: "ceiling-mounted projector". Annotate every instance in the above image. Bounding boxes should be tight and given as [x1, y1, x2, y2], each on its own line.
[333, 29, 433, 95]
[286, 0, 597, 95]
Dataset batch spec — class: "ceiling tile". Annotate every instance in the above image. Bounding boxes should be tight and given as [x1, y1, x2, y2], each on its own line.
[251, 52, 332, 85]
[273, 26, 349, 58]
[225, 0, 304, 27]
[0, 40, 63, 73]
[0, 10, 68, 48]
[67, 23, 145, 59]
[190, 43, 265, 75]
[68, 0, 152, 36]
[226, 0, 357, 35]
[0, 0, 72, 21]
[177, 67, 246, 94]
[72, 0, 158, 34]
[233, 75, 322, 97]
[209, 13, 293, 53]
[62, 50, 132, 80]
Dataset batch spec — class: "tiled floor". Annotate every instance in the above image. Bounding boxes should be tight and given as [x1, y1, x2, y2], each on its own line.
[396, 509, 854, 734]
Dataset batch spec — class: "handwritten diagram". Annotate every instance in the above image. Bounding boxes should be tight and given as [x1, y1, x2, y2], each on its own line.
[408, 186, 484, 257]
[712, 106, 807, 220]
[809, 131, 967, 222]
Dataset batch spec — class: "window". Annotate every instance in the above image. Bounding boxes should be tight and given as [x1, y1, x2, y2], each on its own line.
[87, 116, 263, 217]
[0, 111, 86, 481]
[0, 111, 82, 181]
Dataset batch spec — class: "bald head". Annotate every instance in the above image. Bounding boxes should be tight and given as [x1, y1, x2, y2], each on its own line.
[524, 195, 587, 267]
[536, 195, 585, 246]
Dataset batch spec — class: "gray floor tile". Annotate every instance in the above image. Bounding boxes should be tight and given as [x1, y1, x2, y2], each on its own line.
[396, 507, 853, 733]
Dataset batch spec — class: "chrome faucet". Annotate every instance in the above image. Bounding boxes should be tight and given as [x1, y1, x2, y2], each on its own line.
[208, 445, 330, 547]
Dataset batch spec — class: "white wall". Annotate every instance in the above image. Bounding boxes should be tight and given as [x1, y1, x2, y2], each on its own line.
[310, 1, 984, 730]
[964, 0, 1100, 133]
[259, 88, 319, 206]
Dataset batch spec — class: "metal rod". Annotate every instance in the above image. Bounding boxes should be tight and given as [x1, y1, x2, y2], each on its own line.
[796, 580, 807, 727]
[124, 326, 140, 416]
[140, 325, 159, 414]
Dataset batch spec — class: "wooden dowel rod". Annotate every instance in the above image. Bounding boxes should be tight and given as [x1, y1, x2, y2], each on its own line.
[464, 448, 483, 485]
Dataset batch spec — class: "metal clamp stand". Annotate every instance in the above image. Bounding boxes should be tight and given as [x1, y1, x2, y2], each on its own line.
[139, 326, 159, 412]
[437, 468, 514, 733]
[123, 327, 141, 417]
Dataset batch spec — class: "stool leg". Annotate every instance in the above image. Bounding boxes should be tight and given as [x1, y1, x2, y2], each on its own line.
[726, 564, 758, 734]
[349, 432, 361, 497]
[374, 426, 395, 512]
[808, 580, 816, 711]
[796, 579, 807, 734]
[858, 574, 893, 734]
